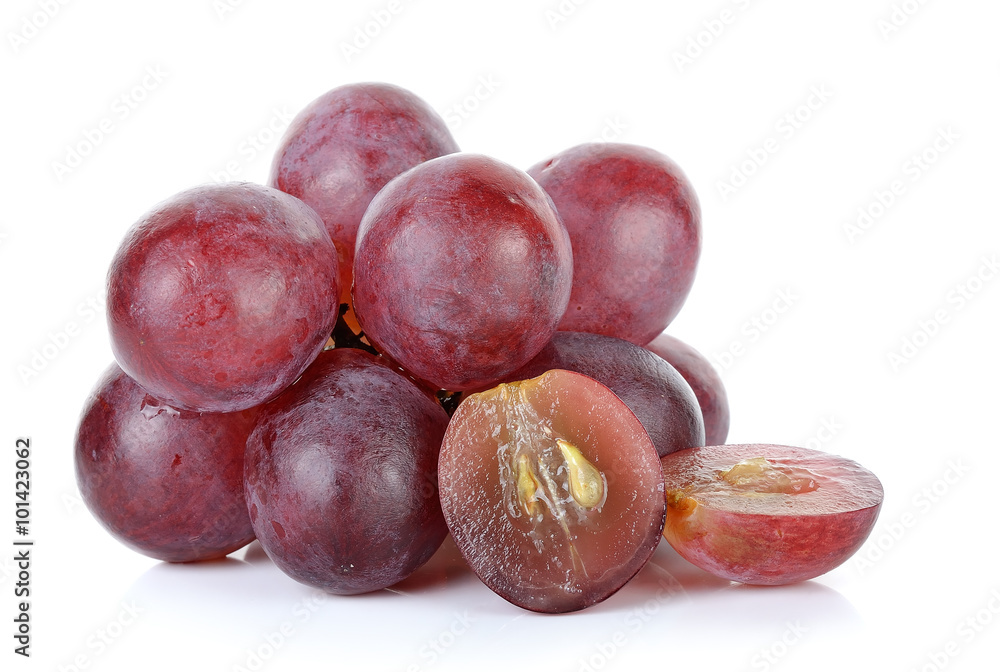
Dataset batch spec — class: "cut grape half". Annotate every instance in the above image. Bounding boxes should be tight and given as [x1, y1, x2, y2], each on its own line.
[661, 444, 883, 585]
[439, 369, 665, 613]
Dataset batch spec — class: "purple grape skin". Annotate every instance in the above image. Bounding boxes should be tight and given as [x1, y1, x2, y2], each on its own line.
[504, 331, 705, 457]
[352, 153, 573, 392]
[269, 82, 460, 308]
[244, 348, 450, 595]
[527, 142, 702, 346]
[106, 182, 340, 413]
[646, 333, 731, 446]
[74, 364, 256, 563]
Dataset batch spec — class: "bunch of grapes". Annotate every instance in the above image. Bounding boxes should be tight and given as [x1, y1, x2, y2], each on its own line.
[75, 82, 883, 614]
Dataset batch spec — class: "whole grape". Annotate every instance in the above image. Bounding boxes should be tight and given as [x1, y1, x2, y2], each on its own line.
[75, 364, 256, 562]
[244, 348, 450, 594]
[107, 182, 340, 412]
[528, 142, 701, 345]
[353, 153, 573, 391]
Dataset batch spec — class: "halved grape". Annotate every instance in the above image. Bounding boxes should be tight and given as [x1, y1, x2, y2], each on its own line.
[439, 369, 665, 613]
[661, 444, 883, 585]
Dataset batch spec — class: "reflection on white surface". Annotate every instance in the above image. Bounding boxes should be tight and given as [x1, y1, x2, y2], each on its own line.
[69, 536, 870, 671]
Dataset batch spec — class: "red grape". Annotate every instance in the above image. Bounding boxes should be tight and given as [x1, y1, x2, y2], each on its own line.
[353, 153, 573, 391]
[661, 444, 883, 585]
[439, 369, 666, 613]
[107, 182, 340, 412]
[646, 332, 730, 445]
[528, 142, 701, 345]
[244, 348, 449, 594]
[75, 364, 256, 562]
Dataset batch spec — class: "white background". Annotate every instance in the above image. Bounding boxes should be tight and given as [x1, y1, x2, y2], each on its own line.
[1, 0, 998, 670]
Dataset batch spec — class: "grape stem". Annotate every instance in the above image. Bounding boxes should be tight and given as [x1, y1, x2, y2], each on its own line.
[330, 304, 380, 356]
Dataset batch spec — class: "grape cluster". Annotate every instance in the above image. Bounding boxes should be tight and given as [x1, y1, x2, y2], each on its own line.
[75, 81, 881, 614]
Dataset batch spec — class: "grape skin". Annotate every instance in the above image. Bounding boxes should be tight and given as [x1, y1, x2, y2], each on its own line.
[106, 182, 340, 413]
[269, 82, 459, 312]
[244, 348, 450, 595]
[528, 142, 702, 345]
[646, 332, 730, 446]
[75, 364, 257, 563]
[353, 153, 573, 392]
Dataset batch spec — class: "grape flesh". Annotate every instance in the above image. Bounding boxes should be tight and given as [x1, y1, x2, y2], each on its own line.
[439, 369, 665, 613]
[106, 182, 340, 412]
[528, 142, 701, 345]
[75, 364, 256, 562]
[244, 348, 449, 595]
[352, 153, 573, 391]
[661, 444, 883, 585]
[269, 82, 459, 314]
